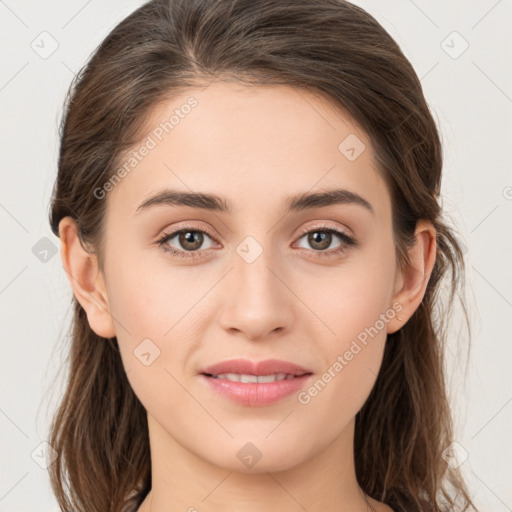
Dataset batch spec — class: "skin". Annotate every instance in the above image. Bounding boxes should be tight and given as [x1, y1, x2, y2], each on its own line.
[59, 81, 436, 512]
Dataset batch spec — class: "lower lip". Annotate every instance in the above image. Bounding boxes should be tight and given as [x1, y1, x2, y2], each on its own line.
[200, 374, 313, 406]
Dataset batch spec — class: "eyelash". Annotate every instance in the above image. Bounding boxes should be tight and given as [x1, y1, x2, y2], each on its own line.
[156, 224, 356, 261]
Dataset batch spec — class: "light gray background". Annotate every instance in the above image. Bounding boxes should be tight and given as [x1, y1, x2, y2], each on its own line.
[1, 1, 511, 511]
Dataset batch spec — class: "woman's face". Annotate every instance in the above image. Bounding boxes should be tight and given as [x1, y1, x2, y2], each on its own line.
[99, 81, 403, 472]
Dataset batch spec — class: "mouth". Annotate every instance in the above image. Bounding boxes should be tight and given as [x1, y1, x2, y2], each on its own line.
[198, 358, 313, 406]
[202, 372, 311, 382]
[199, 357, 312, 378]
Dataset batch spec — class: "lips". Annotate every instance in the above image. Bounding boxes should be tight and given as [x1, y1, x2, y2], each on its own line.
[199, 358, 314, 406]
[200, 358, 312, 378]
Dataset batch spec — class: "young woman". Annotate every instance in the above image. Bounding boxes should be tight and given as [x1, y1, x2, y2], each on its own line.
[47, 0, 477, 511]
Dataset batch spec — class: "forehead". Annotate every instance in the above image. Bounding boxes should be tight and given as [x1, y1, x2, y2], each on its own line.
[107, 81, 391, 223]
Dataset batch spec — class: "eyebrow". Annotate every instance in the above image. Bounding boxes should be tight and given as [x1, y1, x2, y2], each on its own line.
[135, 187, 374, 216]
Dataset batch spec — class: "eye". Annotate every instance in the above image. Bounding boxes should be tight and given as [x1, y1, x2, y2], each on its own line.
[156, 227, 217, 260]
[293, 225, 356, 258]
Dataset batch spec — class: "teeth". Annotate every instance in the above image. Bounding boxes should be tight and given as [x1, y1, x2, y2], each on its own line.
[257, 374, 282, 383]
[240, 374, 258, 383]
[213, 373, 293, 383]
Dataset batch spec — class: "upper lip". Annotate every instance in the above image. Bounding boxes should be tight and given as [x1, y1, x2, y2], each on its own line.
[200, 358, 312, 377]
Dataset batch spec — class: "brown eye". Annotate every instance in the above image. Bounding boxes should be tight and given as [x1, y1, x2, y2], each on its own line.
[177, 230, 204, 251]
[157, 228, 216, 258]
[306, 231, 333, 251]
[294, 226, 356, 258]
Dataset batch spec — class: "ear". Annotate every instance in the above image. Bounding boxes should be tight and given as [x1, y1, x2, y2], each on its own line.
[387, 219, 437, 334]
[58, 217, 116, 338]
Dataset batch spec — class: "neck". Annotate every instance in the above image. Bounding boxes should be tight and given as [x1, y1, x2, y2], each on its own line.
[136, 415, 385, 512]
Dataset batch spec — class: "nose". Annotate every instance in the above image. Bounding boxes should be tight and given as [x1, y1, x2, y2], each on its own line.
[217, 241, 295, 342]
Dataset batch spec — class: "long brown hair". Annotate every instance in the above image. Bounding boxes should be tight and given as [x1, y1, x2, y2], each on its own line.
[47, 0, 477, 510]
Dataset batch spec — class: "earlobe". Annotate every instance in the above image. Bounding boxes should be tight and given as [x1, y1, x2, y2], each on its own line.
[58, 217, 116, 339]
[387, 220, 437, 334]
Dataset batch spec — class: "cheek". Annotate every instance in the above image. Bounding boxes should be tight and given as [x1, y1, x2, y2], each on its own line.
[306, 251, 396, 343]
[296, 296, 391, 435]
[103, 250, 216, 398]
[299, 249, 396, 412]
[105, 247, 208, 339]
